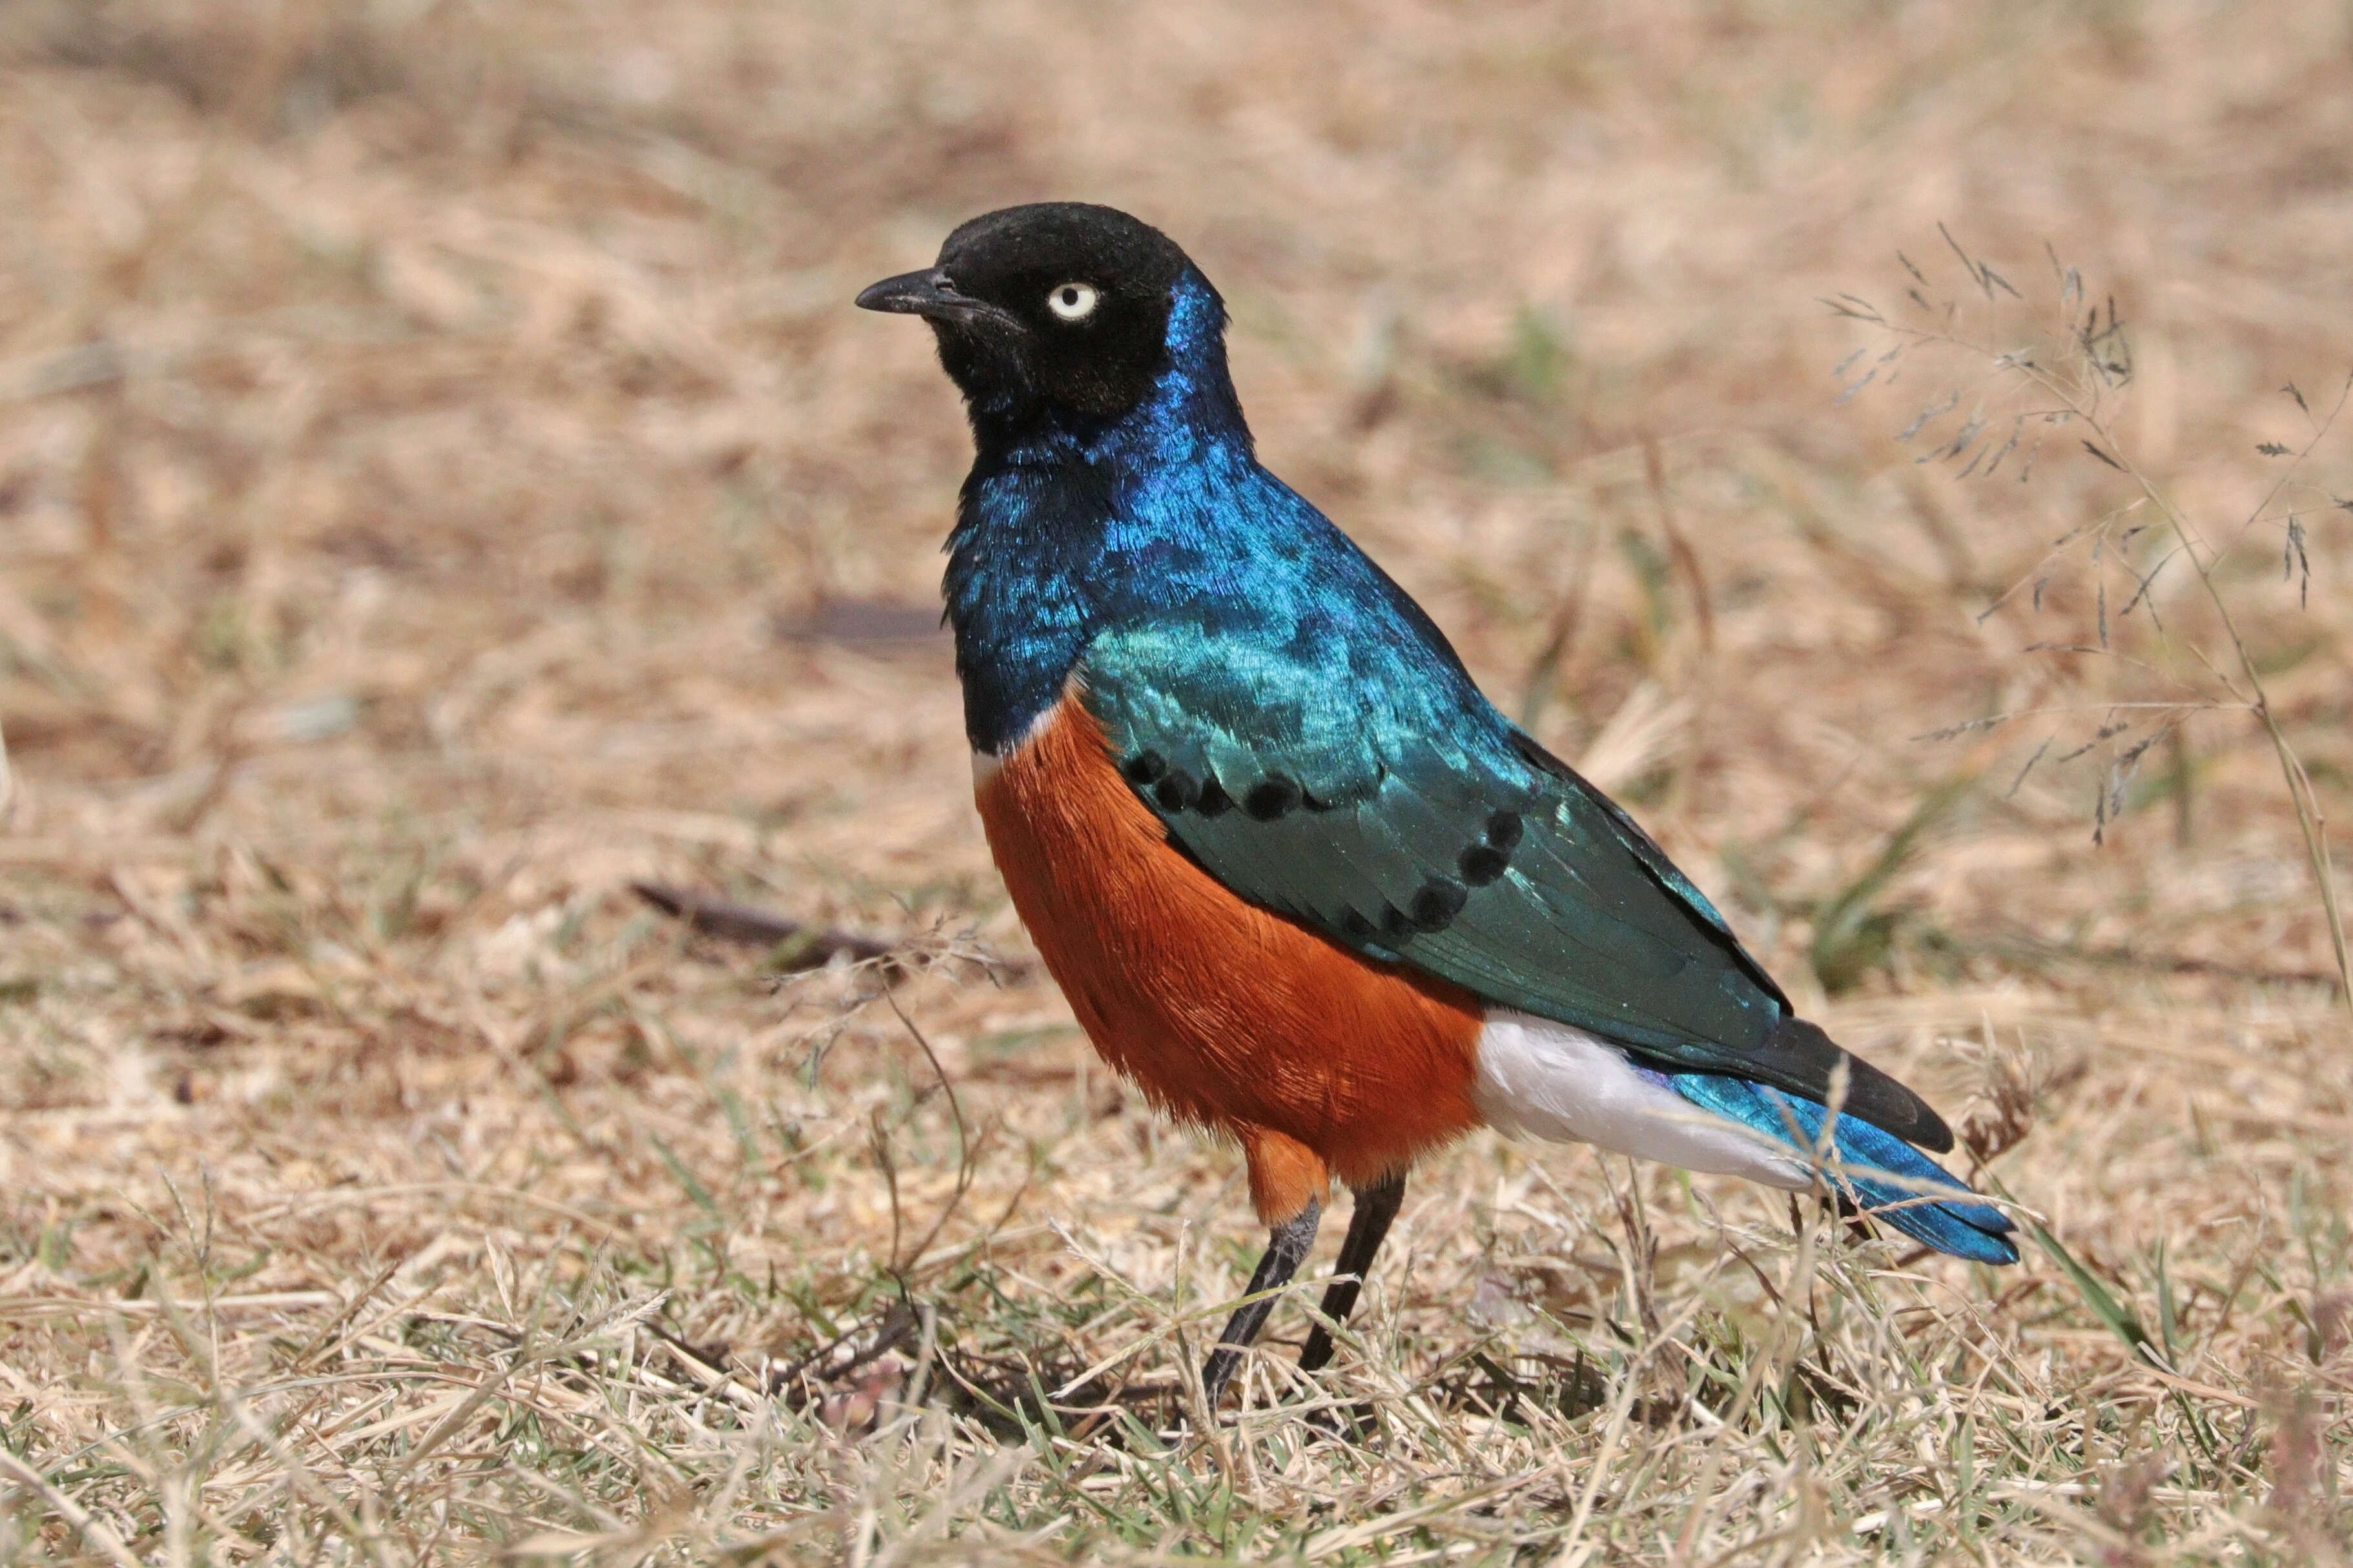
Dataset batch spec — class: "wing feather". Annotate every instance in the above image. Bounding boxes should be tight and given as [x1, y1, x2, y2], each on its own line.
[1080, 619, 1953, 1152]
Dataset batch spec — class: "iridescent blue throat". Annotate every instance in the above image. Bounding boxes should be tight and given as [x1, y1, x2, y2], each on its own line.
[943, 267, 1481, 755]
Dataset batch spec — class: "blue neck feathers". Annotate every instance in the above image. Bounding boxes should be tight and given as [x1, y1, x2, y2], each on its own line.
[944, 271, 1256, 753]
[942, 267, 1483, 756]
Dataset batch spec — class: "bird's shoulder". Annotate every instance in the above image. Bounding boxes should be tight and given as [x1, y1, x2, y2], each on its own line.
[1074, 578, 1793, 1033]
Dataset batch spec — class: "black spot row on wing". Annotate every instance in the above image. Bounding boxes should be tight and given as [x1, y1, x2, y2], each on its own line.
[1460, 808, 1521, 887]
[1126, 752, 1343, 822]
[1125, 747, 1530, 948]
[1124, 750, 1222, 815]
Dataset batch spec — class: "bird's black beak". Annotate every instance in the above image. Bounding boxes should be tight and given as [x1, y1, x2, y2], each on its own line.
[855, 268, 1012, 329]
[855, 268, 956, 316]
[856, 270, 965, 320]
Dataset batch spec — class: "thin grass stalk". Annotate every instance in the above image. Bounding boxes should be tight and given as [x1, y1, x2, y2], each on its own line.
[2013, 358, 2353, 1026]
[1867, 287, 2353, 1028]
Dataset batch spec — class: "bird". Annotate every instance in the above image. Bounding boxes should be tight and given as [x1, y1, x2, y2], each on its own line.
[856, 202, 2016, 1410]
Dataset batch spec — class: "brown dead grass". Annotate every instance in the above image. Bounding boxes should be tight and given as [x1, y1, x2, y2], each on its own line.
[0, 0, 2348, 1561]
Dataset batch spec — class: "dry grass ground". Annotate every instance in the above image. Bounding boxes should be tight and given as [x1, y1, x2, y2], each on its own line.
[1, 1, 2349, 1561]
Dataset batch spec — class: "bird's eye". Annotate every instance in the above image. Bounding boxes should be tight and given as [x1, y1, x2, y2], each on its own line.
[1046, 282, 1098, 321]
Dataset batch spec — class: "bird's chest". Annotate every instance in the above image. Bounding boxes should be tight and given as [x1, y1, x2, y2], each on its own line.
[971, 689, 1485, 1179]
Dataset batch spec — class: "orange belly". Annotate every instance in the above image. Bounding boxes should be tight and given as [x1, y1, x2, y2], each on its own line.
[974, 691, 1486, 1222]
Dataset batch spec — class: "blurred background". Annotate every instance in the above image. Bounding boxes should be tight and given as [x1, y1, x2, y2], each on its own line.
[0, 0, 2348, 1556]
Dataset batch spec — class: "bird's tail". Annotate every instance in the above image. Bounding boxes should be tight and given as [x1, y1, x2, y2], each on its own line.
[1669, 1074, 2019, 1265]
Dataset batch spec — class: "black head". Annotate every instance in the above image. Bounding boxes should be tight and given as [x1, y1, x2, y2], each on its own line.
[856, 203, 1199, 425]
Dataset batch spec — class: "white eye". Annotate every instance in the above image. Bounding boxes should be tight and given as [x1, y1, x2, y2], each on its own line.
[1046, 281, 1098, 321]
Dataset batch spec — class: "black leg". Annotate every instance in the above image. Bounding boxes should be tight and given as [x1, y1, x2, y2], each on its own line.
[1298, 1172, 1405, 1374]
[1199, 1199, 1322, 1409]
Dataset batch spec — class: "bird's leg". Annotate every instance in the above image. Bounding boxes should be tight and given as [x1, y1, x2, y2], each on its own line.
[1298, 1172, 1405, 1374]
[1198, 1199, 1322, 1409]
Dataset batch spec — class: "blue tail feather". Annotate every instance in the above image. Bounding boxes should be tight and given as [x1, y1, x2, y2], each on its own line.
[1670, 1074, 2019, 1265]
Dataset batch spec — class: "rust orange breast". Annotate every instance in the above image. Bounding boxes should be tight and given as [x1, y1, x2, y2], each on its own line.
[974, 691, 1486, 1222]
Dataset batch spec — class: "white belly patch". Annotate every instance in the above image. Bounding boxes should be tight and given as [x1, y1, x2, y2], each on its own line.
[1473, 1011, 1811, 1189]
